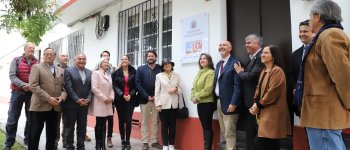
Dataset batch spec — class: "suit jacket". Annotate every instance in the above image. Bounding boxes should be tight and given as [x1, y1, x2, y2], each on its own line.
[135, 64, 162, 104]
[29, 63, 67, 112]
[63, 66, 92, 110]
[300, 28, 350, 129]
[254, 66, 291, 138]
[214, 55, 242, 115]
[111, 65, 137, 106]
[154, 72, 182, 109]
[88, 69, 115, 117]
[237, 50, 263, 108]
[289, 46, 303, 90]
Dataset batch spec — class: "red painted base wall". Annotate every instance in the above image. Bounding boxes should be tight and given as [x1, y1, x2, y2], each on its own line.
[87, 112, 221, 150]
[293, 126, 309, 150]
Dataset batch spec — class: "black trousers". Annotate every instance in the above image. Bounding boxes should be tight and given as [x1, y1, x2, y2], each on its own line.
[159, 108, 178, 146]
[55, 110, 67, 148]
[95, 117, 107, 143]
[28, 109, 59, 150]
[256, 137, 280, 150]
[107, 107, 114, 137]
[245, 110, 258, 150]
[116, 102, 135, 142]
[65, 107, 88, 150]
[197, 102, 215, 150]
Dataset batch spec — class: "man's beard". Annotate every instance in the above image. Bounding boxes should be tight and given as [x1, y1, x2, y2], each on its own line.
[148, 59, 156, 64]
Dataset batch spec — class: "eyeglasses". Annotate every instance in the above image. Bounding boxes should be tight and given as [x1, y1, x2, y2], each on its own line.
[44, 53, 55, 56]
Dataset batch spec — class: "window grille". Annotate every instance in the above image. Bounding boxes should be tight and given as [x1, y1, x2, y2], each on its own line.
[67, 29, 84, 66]
[49, 38, 63, 64]
[118, 0, 172, 66]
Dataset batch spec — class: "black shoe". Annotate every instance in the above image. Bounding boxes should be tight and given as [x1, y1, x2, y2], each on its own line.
[96, 141, 101, 150]
[3, 147, 11, 150]
[121, 140, 126, 150]
[101, 141, 106, 150]
[151, 142, 163, 149]
[125, 141, 131, 150]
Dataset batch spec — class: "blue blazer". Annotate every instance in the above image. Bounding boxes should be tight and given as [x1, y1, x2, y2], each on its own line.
[135, 64, 162, 104]
[214, 55, 242, 115]
[63, 66, 92, 110]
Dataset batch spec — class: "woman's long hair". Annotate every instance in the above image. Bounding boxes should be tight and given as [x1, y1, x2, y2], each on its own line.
[198, 53, 215, 70]
[266, 45, 286, 72]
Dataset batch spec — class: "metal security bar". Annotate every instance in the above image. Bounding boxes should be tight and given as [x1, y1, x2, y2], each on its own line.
[49, 38, 63, 64]
[67, 29, 84, 66]
[118, 0, 172, 66]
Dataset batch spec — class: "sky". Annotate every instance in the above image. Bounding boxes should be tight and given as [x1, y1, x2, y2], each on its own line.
[0, 3, 26, 58]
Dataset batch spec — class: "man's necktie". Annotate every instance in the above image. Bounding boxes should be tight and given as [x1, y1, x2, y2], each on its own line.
[219, 60, 225, 76]
[50, 65, 55, 77]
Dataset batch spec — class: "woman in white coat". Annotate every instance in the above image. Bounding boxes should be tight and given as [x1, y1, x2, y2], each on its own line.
[155, 59, 182, 150]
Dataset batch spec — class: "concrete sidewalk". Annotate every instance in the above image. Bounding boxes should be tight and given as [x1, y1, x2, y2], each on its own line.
[0, 103, 158, 150]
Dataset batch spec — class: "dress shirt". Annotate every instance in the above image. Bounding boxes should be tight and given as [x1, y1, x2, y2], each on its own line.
[215, 55, 230, 96]
[249, 48, 262, 60]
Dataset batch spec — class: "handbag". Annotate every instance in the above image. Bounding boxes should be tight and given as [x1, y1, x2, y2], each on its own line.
[177, 94, 189, 119]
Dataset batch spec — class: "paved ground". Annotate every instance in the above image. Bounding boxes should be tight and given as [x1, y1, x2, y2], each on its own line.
[0, 99, 292, 150]
[0, 102, 159, 150]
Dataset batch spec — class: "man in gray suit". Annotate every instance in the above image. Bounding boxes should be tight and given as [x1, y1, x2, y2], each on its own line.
[64, 53, 92, 150]
[234, 34, 264, 150]
[28, 47, 67, 150]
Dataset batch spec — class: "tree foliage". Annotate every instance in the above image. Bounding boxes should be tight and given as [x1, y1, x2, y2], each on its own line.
[0, 0, 58, 45]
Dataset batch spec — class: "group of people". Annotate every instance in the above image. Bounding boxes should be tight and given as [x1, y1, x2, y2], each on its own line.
[293, 0, 350, 150]
[3, 0, 350, 150]
[212, 38, 291, 150]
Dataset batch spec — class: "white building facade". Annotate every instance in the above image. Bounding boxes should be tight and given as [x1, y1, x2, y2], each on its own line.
[1, 0, 349, 149]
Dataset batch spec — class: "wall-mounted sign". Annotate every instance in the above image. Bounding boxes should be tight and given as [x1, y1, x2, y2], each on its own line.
[181, 13, 209, 64]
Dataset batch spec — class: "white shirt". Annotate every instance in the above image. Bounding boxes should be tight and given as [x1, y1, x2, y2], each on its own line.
[78, 68, 86, 85]
[302, 44, 309, 60]
[46, 63, 55, 74]
[249, 48, 262, 60]
[215, 54, 230, 96]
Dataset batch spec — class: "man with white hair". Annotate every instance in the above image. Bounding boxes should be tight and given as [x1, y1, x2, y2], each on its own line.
[57, 52, 69, 68]
[295, 0, 350, 149]
[234, 34, 264, 150]
[4, 42, 39, 150]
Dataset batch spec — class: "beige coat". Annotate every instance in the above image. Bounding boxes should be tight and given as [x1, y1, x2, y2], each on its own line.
[254, 66, 291, 138]
[29, 63, 67, 112]
[300, 28, 350, 129]
[155, 72, 182, 109]
[88, 69, 115, 117]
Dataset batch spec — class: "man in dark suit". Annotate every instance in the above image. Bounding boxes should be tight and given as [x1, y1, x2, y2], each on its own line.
[214, 40, 241, 150]
[64, 53, 92, 150]
[55, 52, 69, 149]
[234, 34, 264, 150]
[28, 47, 67, 150]
[289, 20, 313, 116]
